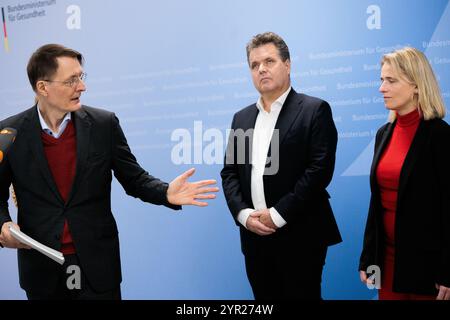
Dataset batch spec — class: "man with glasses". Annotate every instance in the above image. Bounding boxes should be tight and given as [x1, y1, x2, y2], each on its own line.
[0, 44, 218, 299]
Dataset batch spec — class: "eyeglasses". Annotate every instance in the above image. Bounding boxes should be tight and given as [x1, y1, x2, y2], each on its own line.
[43, 72, 87, 88]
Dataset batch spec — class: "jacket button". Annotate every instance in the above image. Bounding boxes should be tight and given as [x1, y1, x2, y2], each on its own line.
[55, 234, 61, 240]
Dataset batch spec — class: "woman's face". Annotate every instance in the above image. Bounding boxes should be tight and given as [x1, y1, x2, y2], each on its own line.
[379, 63, 418, 115]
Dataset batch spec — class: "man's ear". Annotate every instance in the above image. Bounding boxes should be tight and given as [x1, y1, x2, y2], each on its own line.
[285, 59, 291, 74]
[35, 81, 48, 97]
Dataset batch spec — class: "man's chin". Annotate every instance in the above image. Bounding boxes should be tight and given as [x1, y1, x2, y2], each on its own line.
[258, 85, 273, 93]
[258, 88, 278, 98]
[68, 102, 82, 111]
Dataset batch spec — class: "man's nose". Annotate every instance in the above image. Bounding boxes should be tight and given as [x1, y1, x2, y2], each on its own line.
[77, 78, 86, 92]
[258, 63, 267, 73]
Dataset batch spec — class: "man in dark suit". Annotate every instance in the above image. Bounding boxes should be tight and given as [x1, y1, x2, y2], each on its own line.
[221, 32, 342, 299]
[0, 44, 218, 299]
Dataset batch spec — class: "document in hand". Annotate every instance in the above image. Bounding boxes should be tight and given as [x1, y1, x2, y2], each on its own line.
[9, 225, 65, 265]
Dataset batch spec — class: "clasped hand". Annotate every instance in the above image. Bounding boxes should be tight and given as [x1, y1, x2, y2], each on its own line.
[246, 209, 278, 236]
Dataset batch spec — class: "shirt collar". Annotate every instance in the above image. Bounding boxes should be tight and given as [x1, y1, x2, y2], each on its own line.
[256, 86, 291, 113]
[36, 104, 72, 137]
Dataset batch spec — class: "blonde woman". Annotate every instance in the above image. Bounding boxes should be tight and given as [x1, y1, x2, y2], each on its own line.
[359, 47, 450, 300]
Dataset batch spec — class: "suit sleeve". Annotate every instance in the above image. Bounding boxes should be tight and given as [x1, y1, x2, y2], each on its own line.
[221, 114, 252, 225]
[0, 121, 13, 229]
[432, 122, 450, 287]
[272, 101, 337, 222]
[110, 114, 180, 210]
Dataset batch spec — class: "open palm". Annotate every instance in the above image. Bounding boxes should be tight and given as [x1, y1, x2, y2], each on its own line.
[167, 168, 219, 206]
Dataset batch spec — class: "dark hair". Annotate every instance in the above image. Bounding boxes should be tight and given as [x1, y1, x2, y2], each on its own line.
[246, 32, 290, 64]
[27, 44, 83, 92]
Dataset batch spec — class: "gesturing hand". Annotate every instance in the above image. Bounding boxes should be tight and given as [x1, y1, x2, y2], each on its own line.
[167, 168, 219, 207]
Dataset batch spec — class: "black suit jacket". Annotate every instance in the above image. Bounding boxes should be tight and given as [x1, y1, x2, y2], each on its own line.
[0, 105, 180, 293]
[221, 89, 342, 257]
[359, 118, 450, 294]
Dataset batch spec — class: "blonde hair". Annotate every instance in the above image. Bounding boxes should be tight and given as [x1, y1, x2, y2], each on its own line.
[381, 47, 446, 121]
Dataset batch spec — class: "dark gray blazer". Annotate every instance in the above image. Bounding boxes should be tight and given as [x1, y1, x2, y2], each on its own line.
[221, 89, 342, 257]
[0, 105, 180, 293]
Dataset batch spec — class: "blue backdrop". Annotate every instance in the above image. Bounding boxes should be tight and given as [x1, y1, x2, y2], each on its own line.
[1, 0, 449, 299]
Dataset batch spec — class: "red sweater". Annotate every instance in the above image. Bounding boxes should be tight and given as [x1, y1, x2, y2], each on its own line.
[41, 121, 76, 255]
[376, 109, 421, 247]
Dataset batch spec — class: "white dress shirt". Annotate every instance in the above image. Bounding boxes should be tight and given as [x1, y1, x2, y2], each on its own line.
[37, 105, 71, 139]
[237, 87, 291, 229]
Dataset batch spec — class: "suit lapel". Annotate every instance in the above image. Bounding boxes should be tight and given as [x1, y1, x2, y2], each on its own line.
[66, 107, 91, 205]
[243, 89, 302, 179]
[273, 89, 303, 146]
[370, 122, 394, 188]
[397, 120, 429, 205]
[242, 106, 259, 190]
[241, 105, 259, 132]
[369, 119, 429, 207]
[24, 106, 64, 204]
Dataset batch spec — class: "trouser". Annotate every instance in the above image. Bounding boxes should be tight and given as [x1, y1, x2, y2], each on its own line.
[26, 254, 121, 300]
[244, 246, 327, 300]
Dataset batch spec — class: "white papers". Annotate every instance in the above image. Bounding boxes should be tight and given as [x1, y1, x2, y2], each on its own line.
[9, 225, 65, 265]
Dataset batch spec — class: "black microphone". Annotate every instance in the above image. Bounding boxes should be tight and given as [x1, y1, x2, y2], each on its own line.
[0, 128, 17, 164]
